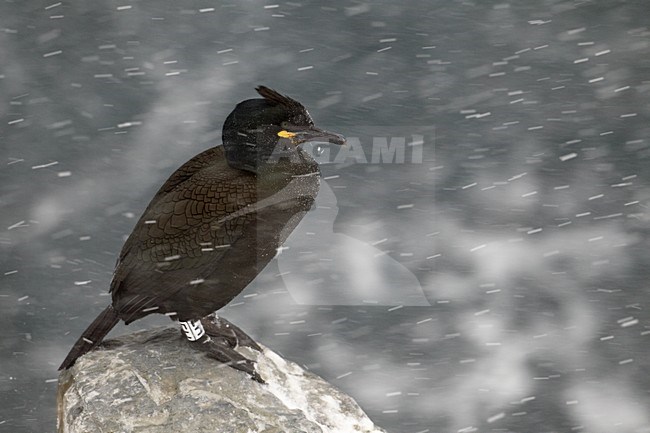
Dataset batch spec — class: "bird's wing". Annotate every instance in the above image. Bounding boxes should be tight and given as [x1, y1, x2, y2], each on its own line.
[110, 146, 261, 322]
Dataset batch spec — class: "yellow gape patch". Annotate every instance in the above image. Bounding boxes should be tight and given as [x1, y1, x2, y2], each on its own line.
[277, 130, 296, 138]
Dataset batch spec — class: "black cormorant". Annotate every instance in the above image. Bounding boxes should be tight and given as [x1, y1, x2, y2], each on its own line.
[59, 86, 345, 382]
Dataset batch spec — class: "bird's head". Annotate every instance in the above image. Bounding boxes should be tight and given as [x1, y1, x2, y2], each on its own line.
[223, 86, 345, 173]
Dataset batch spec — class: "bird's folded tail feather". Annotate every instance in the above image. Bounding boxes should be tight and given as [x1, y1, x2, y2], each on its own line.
[58, 305, 120, 370]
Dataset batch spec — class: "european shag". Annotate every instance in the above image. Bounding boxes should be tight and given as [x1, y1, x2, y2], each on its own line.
[59, 86, 345, 382]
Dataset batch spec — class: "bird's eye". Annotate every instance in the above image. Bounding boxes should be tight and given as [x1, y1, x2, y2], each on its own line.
[280, 121, 291, 129]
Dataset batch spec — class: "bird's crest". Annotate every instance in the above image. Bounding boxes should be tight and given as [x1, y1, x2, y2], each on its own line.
[256, 86, 303, 109]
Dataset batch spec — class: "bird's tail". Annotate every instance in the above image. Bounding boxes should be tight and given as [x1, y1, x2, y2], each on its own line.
[58, 305, 120, 370]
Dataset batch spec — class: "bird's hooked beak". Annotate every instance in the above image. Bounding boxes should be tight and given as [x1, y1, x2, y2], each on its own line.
[278, 126, 346, 146]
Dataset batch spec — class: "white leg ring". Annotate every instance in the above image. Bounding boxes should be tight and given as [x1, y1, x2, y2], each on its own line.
[180, 320, 206, 341]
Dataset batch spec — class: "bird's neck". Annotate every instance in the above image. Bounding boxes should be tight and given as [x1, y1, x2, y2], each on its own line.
[256, 147, 320, 177]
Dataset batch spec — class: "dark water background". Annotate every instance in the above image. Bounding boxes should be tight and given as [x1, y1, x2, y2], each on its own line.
[1, 1, 649, 432]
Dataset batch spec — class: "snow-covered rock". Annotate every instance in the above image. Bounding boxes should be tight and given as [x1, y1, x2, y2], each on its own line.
[57, 326, 386, 433]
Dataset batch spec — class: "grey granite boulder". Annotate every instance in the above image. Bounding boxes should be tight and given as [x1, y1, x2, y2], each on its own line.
[57, 326, 386, 433]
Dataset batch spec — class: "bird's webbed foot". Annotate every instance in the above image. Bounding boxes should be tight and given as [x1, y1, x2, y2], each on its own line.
[200, 313, 262, 352]
[199, 336, 265, 383]
[179, 314, 264, 383]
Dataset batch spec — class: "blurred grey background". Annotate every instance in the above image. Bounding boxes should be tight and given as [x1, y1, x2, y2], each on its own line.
[1, 1, 650, 432]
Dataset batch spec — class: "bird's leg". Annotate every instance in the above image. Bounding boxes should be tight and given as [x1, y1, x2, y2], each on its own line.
[178, 317, 264, 383]
[179, 319, 207, 341]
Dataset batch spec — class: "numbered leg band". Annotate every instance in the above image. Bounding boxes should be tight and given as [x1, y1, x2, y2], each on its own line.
[180, 319, 206, 341]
